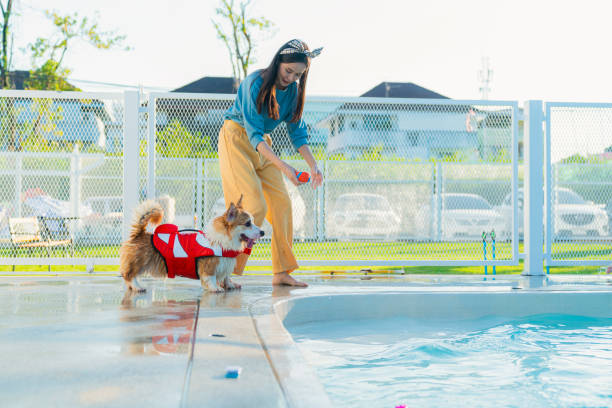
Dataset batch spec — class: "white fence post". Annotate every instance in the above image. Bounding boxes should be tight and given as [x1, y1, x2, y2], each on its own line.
[147, 93, 156, 199]
[15, 153, 22, 217]
[123, 91, 140, 241]
[316, 159, 326, 242]
[70, 145, 81, 218]
[196, 158, 203, 228]
[523, 100, 545, 275]
[203, 158, 209, 226]
[434, 162, 443, 241]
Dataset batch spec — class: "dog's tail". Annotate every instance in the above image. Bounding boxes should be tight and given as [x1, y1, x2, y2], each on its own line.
[129, 200, 164, 239]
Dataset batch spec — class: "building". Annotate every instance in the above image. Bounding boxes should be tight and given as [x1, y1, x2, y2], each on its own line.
[1, 97, 122, 152]
[318, 81, 514, 161]
[0, 71, 124, 152]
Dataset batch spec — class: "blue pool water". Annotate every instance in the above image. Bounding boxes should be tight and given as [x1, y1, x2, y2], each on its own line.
[289, 314, 612, 408]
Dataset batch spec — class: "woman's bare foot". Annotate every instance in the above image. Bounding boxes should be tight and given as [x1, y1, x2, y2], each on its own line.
[272, 272, 308, 287]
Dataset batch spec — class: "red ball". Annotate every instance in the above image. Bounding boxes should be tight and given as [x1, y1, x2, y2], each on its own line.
[296, 171, 310, 183]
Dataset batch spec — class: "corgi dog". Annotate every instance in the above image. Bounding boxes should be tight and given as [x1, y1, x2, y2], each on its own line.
[120, 196, 263, 293]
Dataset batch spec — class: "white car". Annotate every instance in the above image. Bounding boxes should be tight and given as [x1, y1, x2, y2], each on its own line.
[327, 193, 401, 240]
[416, 193, 505, 241]
[497, 188, 609, 238]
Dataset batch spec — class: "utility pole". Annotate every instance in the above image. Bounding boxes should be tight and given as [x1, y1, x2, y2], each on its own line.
[478, 57, 493, 100]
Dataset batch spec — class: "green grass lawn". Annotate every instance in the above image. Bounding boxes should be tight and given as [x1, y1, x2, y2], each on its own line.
[2, 240, 609, 275]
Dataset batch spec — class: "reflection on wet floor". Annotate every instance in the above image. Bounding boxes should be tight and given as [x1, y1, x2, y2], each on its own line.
[120, 292, 199, 356]
[1, 280, 199, 407]
[0, 277, 286, 407]
[198, 290, 245, 310]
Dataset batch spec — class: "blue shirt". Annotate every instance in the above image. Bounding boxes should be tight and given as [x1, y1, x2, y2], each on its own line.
[224, 70, 309, 151]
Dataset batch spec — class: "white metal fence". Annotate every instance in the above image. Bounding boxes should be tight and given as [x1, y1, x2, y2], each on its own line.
[545, 102, 612, 266]
[1, 89, 610, 271]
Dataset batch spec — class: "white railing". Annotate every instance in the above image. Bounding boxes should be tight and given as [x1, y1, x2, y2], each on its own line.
[1, 89, 610, 272]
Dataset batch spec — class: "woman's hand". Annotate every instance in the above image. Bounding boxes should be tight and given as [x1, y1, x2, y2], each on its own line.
[279, 161, 300, 186]
[297, 145, 323, 189]
[309, 166, 323, 189]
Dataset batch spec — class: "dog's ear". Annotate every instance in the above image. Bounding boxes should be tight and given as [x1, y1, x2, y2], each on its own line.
[226, 203, 238, 223]
[236, 194, 244, 209]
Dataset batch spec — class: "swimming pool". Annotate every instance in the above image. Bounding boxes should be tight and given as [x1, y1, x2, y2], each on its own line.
[273, 291, 612, 408]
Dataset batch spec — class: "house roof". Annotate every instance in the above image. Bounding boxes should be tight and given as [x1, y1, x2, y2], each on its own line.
[172, 76, 238, 93]
[361, 82, 449, 99]
[314, 82, 461, 128]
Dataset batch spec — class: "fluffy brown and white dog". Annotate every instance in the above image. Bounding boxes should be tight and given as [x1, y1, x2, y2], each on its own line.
[120, 196, 263, 293]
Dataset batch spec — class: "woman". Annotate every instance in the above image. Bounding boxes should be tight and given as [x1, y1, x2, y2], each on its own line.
[218, 39, 323, 287]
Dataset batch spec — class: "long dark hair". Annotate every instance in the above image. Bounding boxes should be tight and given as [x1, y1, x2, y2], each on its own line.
[255, 40, 311, 123]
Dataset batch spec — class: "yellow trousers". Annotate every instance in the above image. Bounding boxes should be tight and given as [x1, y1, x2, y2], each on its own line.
[217, 119, 298, 275]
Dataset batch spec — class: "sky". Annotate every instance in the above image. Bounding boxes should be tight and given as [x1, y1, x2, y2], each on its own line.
[10, 0, 612, 102]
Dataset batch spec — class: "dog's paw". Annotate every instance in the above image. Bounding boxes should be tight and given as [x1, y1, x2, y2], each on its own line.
[204, 283, 224, 293]
[127, 284, 146, 293]
[225, 279, 241, 290]
[209, 287, 225, 293]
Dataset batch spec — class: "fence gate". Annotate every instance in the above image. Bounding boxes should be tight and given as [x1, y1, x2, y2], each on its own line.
[544, 102, 612, 267]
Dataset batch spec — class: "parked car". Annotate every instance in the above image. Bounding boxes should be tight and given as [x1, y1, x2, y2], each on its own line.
[327, 193, 401, 240]
[415, 193, 505, 241]
[496, 187, 609, 238]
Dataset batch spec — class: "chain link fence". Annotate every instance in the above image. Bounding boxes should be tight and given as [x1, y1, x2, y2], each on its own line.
[0, 91, 124, 265]
[145, 94, 519, 265]
[546, 103, 612, 265]
[21, 89, 612, 268]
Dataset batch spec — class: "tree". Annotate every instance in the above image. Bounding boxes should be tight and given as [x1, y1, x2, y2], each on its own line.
[26, 59, 79, 91]
[0, 0, 13, 88]
[212, 0, 274, 85]
[11, 10, 130, 152]
[142, 120, 215, 158]
[25, 10, 129, 90]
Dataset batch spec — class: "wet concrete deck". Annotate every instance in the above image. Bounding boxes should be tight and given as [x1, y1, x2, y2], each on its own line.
[1, 273, 611, 407]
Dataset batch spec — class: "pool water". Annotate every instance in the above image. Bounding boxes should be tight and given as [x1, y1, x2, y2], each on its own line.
[289, 314, 612, 408]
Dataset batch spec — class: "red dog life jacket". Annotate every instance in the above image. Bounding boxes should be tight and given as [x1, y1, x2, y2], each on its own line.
[152, 224, 250, 280]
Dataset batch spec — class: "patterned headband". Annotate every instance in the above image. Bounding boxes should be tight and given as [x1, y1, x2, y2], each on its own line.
[279, 39, 323, 59]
